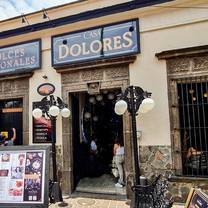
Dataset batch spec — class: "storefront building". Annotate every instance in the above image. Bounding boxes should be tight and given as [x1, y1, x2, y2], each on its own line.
[0, 0, 208, 202]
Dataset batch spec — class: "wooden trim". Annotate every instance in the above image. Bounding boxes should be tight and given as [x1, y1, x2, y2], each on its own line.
[168, 78, 182, 175]
[2, 108, 23, 113]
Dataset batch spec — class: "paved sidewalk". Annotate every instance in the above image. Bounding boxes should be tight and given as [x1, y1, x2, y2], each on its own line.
[49, 196, 184, 208]
[49, 196, 130, 208]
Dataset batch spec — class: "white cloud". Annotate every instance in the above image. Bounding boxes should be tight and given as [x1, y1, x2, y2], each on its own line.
[0, 0, 78, 21]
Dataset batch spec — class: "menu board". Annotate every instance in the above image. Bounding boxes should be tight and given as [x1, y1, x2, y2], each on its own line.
[185, 188, 208, 208]
[33, 102, 52, 143]
[0, 145, 49, 208]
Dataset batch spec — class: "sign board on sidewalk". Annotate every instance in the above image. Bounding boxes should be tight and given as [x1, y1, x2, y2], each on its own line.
[185, 188, 208, 208]
[0, 145, 50, 208]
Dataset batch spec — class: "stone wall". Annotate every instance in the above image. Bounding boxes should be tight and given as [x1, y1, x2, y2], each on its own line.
[140, 145, 208, 203]
[140, 145, 173, 178]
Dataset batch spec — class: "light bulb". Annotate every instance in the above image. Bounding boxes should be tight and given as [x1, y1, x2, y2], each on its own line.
[114, 100, 127, 115]
[108, 93, 114, 100]
[84, 112, 91, 119]
[32, 108, 42, 119]
[61, 108, 71, 118]
[96, 95, 103, 101]
[49, 105, 60, 117]
[139, 98, 155, 113]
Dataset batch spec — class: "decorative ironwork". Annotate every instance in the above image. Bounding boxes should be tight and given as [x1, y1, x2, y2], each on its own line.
[177, 78, 208, 177]
[33, 93, 70, 204]
[115, 86, 155, 207]
[132, 175, 174, 208]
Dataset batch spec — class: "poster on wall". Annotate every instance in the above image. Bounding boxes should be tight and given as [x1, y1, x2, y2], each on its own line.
[33, 102, 52, 143]
[185, 188, 208, 208]
[0, 145, 50, 208]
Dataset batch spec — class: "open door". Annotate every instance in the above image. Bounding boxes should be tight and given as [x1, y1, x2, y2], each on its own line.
[72, 90, 125, 195]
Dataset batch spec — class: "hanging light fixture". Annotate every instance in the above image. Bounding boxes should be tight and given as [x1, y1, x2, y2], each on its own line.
[189, 89, 194, 94]
[93, 116, 98, 121]
[96, 94, 103, 101]
[103, 90, 108, 94]
[108, 93, 114, 100]
[89, 96, 96, 104]
[84, 112, 91, 119]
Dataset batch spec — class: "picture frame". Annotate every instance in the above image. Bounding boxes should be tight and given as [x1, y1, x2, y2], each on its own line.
[185, 188, 208, 208]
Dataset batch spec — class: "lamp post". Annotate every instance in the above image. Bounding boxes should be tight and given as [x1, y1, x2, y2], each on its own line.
[114, 86, 155, 205]
[32, 85, 71, 203]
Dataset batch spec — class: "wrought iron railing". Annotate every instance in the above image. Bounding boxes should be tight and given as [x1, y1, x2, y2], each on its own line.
[177, 79, 208, 177]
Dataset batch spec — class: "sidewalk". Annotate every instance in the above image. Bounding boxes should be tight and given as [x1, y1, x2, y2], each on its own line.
[49, 196, 184, 208]
[50, 196, 130, 208]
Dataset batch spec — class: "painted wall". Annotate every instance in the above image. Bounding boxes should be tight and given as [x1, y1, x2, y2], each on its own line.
[29, 37, 63, 145]
[130, 3, 208, 146]
[1, 0, 208, 149]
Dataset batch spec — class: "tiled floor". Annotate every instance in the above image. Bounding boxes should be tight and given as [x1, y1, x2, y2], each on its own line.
[76, 174, 126, 196]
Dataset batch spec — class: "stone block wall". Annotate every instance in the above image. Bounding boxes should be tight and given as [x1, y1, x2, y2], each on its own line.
[140, 145, 173, 178]
[139, 145, 208, 203]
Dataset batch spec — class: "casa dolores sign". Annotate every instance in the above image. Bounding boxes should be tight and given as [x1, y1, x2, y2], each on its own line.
[0, 40, 41, 76]
[52, 20, 139, 67]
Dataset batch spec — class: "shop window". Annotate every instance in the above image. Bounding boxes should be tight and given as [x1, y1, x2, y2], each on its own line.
[175, 78, 208, 177]
[156, 47, 208, 178]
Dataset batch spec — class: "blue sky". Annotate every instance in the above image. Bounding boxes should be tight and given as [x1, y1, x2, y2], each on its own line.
[0, 0, 78, 21]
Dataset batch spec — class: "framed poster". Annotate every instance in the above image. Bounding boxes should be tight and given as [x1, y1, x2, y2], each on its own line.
[185, 188, 208, 208]
[0, 145, 50, 208]
[33, 102, 52, 143]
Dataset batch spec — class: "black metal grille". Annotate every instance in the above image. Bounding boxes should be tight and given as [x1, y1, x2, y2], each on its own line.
[177, 78, 208, 177]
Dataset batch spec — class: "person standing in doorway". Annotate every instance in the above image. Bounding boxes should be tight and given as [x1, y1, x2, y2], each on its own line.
[113, 138, 125, 188]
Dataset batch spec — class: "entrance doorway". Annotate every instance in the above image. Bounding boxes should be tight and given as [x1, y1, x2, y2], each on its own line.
[72, 89, 125, 195]
[0, 99, 23, 145]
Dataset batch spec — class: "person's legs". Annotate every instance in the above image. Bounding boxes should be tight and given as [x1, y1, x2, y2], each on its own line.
[115, 155, 124, 186]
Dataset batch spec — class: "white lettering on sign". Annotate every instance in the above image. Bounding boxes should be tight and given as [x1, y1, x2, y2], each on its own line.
[58, 32, 133, 59]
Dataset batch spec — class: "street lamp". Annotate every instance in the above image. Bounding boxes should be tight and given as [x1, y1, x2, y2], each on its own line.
[114, 86, 155, 204]
[32, 92, 70, 203]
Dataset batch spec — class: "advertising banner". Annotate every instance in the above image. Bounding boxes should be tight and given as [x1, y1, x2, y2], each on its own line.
[0, 145, 49, 208]
[52, 19, 139, 67]
[33, 102, 52, 143]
